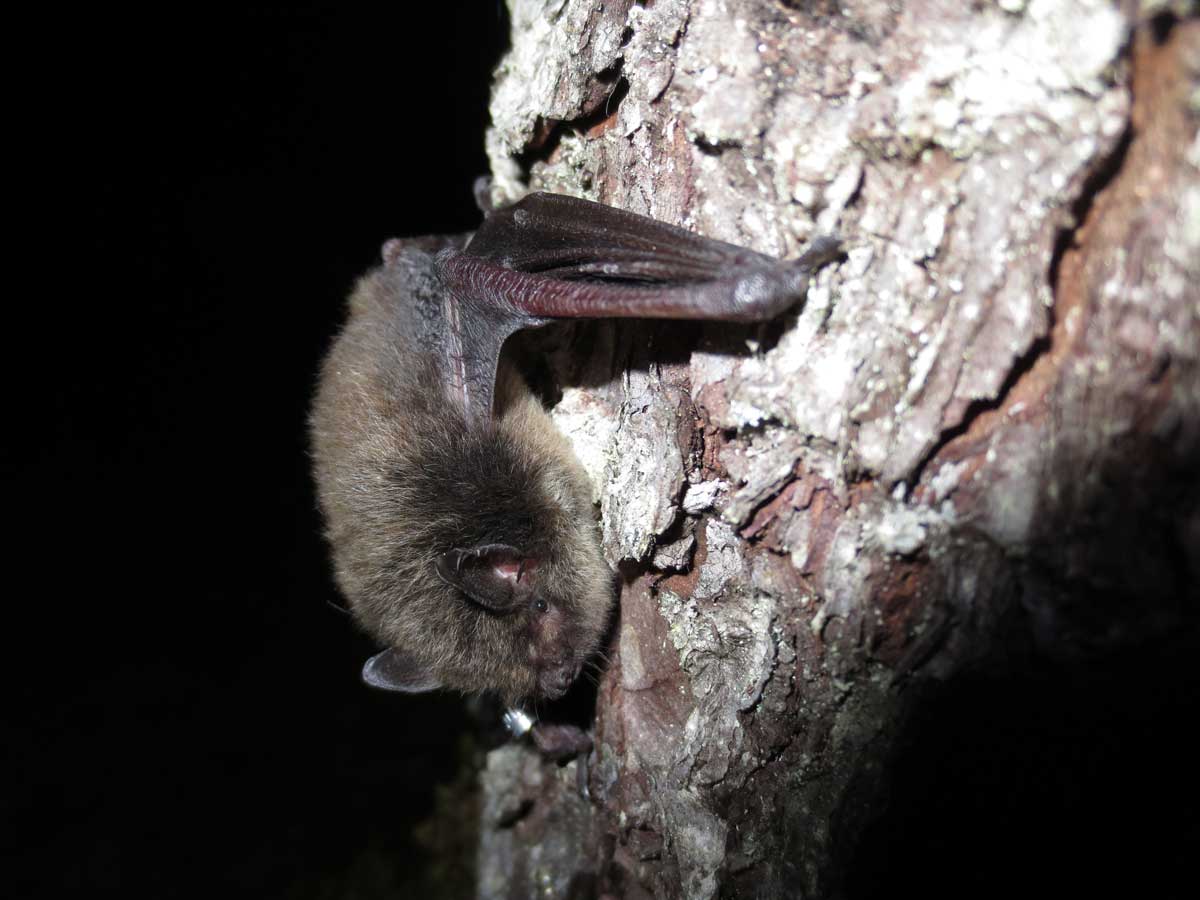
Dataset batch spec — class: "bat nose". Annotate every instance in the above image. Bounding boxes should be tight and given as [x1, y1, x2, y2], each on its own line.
[538, 659, 580, 699]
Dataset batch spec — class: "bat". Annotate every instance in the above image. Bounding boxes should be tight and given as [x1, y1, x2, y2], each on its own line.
[310, 191, 840, 706]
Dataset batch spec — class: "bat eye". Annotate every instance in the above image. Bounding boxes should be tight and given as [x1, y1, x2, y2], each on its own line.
[532, 597, 549, 614]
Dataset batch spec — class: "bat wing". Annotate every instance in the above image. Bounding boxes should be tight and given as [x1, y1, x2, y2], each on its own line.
[434, 191, 840, 421]
[442, 191, 840, 324]
[464, 191, 776, 283]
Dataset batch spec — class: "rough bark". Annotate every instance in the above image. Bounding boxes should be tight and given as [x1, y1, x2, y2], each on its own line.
[473, 2, 1199, 898]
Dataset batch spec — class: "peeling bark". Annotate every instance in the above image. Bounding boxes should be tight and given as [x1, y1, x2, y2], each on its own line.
[471, 2, 1199, 898]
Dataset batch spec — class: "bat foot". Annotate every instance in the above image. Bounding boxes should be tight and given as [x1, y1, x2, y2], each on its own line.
[531, 722, 593, 763]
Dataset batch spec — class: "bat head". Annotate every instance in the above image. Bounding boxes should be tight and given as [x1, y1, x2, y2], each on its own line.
[342, 418, 616, 703]
[353, 515, 615, 705]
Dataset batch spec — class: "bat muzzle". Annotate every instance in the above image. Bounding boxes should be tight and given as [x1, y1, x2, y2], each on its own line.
[537, 659, 582, 700]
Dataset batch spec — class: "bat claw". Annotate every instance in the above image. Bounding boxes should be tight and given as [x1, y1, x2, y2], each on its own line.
[797, 234, 844, 270]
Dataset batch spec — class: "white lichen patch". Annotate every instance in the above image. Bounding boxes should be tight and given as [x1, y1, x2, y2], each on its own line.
[658, 580, 778, 793]
[601, 371, 687, 562]
[550, 385, 619, 505]
[679, 2, 767, 150]
[811, 514, 874, 637]
[659, 589, 717, 662]
[868, 501, 951, 557]
[712, 314, 860, 445]
[929, 459, 969, 504]
[682, 479, 727, 515]
[694, 519, 743, 602]
[658, 792, 728, 900]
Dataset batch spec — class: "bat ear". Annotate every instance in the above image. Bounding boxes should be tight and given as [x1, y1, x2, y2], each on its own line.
[362, 649, 443, 693]
[435, 543, 538, 614]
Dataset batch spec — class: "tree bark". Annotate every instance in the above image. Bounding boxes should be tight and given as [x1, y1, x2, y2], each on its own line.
[473, 2, 1199, 897]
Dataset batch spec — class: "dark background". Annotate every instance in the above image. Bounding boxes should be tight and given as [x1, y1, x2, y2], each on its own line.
[10, 7, 505, 898]
[7, 7, 1197, 899]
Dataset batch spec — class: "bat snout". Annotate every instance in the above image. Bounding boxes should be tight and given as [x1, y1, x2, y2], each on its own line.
[537, 657, 582, 700]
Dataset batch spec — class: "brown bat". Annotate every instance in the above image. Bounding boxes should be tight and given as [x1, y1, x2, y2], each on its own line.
[310, 192, 839, 706]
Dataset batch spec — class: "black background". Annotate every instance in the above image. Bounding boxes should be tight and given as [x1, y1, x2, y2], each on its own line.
[10, 7, 505, 898]
[8, 7, 1197, 899]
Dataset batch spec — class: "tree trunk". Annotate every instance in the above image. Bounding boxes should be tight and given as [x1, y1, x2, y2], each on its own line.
[472, 2, 1199, 897]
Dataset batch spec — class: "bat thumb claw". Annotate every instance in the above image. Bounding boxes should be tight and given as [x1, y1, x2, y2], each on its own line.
[797, 235, 844, 270]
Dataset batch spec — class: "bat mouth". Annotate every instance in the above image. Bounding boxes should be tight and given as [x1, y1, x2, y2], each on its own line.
[536, 659, 582, 700]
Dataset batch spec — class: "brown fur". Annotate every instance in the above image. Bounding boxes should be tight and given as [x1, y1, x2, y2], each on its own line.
[310, 254, 613, 704]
